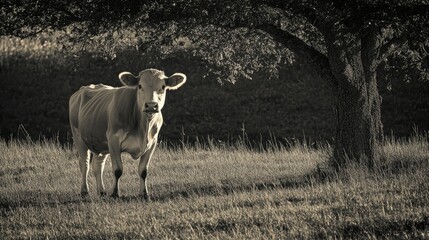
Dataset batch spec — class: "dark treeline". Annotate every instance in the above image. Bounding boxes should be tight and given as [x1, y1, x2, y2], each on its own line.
[1, 48, 428, 144]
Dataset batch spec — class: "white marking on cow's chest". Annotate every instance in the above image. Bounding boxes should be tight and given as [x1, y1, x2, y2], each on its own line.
[120, 117, 161, 160]
[121, 131, 147, 159]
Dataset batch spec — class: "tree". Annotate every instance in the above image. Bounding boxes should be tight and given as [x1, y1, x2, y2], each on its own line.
[2, 0, 428, 170]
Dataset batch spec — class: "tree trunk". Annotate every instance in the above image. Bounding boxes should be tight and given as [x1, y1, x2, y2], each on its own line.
[325, 29, 383, 170]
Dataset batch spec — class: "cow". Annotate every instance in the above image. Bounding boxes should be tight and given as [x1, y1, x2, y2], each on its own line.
[69, 68, 186, 200]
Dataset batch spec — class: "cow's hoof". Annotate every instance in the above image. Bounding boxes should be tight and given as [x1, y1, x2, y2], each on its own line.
[110, 193, 120, 199]
[80, 192, 91, 201]
[141, 193, 151, 201]
[80, 191, 89, 198]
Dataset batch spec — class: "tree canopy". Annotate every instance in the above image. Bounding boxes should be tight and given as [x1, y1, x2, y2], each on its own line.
[1, 0, 427, 83]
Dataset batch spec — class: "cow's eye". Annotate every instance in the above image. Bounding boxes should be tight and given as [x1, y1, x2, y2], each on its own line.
[158, 85, 166, 93]
[138, 84, 142, 90]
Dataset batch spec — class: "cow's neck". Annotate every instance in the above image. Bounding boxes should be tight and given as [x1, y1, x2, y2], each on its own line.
[141, 112, 162, 141]
[138, 111, 162, 145]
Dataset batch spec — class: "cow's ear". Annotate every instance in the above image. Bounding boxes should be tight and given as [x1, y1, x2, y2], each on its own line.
[119, 72, 139, 86]
[166, 73, 186, 90]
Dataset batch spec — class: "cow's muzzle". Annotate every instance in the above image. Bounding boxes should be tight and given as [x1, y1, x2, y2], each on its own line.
[144, 102, 159, 113]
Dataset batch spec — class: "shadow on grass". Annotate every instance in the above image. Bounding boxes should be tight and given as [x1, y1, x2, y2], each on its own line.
[379, 156, 429, 175]
[0, 170, 322, 213]
[152, 174, 318, 202]
[1, 157, 426, 212]
[148, 155, 428, 203]
[340, 216, 429, 239]
[0, 190, 91, 216]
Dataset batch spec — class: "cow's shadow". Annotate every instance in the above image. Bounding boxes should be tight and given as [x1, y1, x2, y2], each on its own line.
[0, 177, 310, 212]
[3, 155, 425, 211]
[0, 166, 337, 212]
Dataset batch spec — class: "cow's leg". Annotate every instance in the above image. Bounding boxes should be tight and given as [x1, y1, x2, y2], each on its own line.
[74, 138, 92, 197]
[92, 154, 108, 196]
[108, 137, 123, 198]
[138, 142, 157, 201]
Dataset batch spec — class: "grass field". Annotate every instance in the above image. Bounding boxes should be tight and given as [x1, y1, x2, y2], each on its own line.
[0, 135, 428, 239]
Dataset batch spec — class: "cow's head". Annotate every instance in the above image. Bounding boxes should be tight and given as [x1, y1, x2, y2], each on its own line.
[119, 69, 186, 116]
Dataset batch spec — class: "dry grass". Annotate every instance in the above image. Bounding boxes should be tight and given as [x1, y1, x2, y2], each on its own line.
[0, 135, 428, 239]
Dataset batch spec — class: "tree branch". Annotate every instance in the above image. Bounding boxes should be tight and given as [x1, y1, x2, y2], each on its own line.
[256, 23, 336, 85]
[56, 6, 82, 22]
[377, 37, 408, 66]
[258, 0, 331, 33]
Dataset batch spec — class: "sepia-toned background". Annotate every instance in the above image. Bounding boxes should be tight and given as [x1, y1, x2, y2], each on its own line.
[1, 36, 427, 144]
